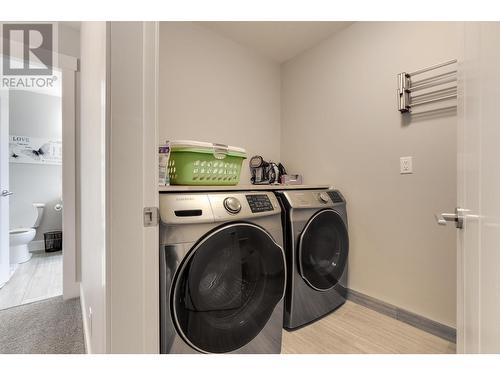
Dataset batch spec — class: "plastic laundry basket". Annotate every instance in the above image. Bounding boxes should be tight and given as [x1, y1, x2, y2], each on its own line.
[167, 140, 247, 185]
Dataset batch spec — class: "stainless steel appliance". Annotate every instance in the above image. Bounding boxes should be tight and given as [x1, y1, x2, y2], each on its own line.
[275, 189, 348, 329]
[160, 191, 286, 353]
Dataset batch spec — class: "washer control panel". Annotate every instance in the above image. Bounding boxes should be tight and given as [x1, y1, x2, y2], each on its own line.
[246, 194, 274, 213]
[223, 197, 242, 214]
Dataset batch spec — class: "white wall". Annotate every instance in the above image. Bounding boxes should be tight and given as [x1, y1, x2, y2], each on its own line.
[158, 22, 281, 183]
[79, 21, 108, 354]
[281, 22, 459, 327]
[9, 90, 62, 243]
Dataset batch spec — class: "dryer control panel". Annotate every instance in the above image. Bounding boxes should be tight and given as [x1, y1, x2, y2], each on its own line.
[277, 189, 345, 209]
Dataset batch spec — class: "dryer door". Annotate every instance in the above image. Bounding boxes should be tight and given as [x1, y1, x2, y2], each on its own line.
[171, 222, 286, 353]
[298, 209, 349, 291]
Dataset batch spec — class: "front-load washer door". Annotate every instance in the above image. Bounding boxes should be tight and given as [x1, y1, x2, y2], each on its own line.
[171, 223, 286, 353]
[298, 209, 349, 291]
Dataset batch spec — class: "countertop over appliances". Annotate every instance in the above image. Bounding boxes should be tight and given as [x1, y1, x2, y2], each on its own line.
[159, 184, 331, 193]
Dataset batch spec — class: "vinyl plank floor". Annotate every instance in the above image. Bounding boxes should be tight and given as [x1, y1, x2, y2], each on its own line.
[282, 301, 456, 354]
[0, 252, 63, 310]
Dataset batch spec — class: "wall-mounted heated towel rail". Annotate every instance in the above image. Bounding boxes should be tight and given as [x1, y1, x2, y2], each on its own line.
[397, 59, 457, 113]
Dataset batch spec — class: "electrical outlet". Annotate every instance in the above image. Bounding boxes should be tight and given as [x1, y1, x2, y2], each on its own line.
[400, 156, 413, 174]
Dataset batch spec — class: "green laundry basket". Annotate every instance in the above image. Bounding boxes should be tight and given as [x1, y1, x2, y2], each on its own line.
[167, 140, 247, 185]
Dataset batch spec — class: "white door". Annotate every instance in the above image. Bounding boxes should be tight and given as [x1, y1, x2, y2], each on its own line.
[454, 22, 500, 353]
[0, 91, 10, 287]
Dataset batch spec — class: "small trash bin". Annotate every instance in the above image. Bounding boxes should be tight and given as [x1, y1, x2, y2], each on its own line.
[44, 231, 62, 252]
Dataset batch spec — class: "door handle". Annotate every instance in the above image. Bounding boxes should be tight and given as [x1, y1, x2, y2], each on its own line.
[435, 207, 464, 229]
[1, 190, 13, 197]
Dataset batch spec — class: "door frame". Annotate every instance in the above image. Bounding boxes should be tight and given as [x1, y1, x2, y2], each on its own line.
[58, 53, 80, 300]
[142, 21, 160, 353]
[106, 21, 159, 353]
[0, 89, 9, 287]
[456, 21, 468, 354]
[456, 21, 500, 354]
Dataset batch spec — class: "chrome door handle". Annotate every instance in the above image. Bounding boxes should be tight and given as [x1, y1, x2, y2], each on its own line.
[435, 207, 464, 229]
[1, 190, 13, 197]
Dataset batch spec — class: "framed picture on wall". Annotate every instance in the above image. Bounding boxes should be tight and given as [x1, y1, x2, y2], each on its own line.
[9, 135, 62, 165]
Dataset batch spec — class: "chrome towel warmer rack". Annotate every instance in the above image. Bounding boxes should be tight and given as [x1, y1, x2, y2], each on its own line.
[397, 59, 457, 113]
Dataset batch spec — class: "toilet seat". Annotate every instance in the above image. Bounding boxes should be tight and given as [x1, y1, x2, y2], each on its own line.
[9, 227, 35, 235]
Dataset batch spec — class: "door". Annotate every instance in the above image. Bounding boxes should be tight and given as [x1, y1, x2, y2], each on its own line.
[455, 22, 500, 353]
[298, 209, 349, 291]
[171, 223, 285, 353]
[0, 91, 10, 287]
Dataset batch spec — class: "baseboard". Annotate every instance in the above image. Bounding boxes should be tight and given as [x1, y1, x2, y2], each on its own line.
[347, 288, 456, 343]
[28, 240, 45, 252]
[79, 284, 92, 354]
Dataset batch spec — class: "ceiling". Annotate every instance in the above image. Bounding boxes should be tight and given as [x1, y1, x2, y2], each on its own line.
[197, 22, 353, 63]
[57, 22, 353, 63]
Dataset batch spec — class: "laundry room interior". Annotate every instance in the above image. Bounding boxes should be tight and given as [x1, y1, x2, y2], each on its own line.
[3, 0, 500, 371]
[73, 20, 466, 355]
[154, 21, 457, 354]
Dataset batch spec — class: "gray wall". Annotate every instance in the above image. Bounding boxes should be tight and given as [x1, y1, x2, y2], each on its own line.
[281, 22, 459, 327]
[9, 90, 62, 242]
[158, 22, 281, 184]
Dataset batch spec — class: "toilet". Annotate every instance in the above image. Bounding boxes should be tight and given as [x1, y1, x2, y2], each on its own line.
[9, 203, 45, 264]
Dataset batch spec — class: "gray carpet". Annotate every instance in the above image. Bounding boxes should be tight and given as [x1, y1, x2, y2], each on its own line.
[0, 296, 85, 354]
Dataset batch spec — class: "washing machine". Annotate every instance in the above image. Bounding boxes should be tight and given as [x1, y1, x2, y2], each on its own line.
[159, 191, 286, 354]
[275, 188, 348, 329]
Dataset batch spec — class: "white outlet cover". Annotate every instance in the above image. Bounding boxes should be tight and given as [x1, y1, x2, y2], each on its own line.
[400, 156, 413, 174]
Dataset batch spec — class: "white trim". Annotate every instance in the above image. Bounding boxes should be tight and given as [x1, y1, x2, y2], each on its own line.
[80, 283, 92, 354]
[107, 21, 159, 354]
[0, 91, 10, 286]
[104, 20, 111, 354]
[61, 56, 80, 300]
[456, 21, 467, 354]
[142, 21, 160, 354]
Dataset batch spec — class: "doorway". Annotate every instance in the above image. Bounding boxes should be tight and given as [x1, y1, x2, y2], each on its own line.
[0, 71, 63, 309]
[0, 53, 79, 310]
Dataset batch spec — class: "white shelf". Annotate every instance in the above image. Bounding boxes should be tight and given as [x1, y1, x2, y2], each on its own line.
[158, 184, 332, 192]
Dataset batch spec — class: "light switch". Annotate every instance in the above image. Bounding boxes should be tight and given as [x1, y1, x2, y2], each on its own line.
[400, 156, 413, 174]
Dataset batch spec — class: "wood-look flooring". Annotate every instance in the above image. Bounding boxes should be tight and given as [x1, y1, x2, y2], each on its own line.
[0, 251, 62, 311]
[282, 301, 456, 354]
[0, 252, 454, 354]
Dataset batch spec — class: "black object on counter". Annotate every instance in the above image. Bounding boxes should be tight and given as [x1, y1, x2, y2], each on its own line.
[249, 155, 286, 185]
